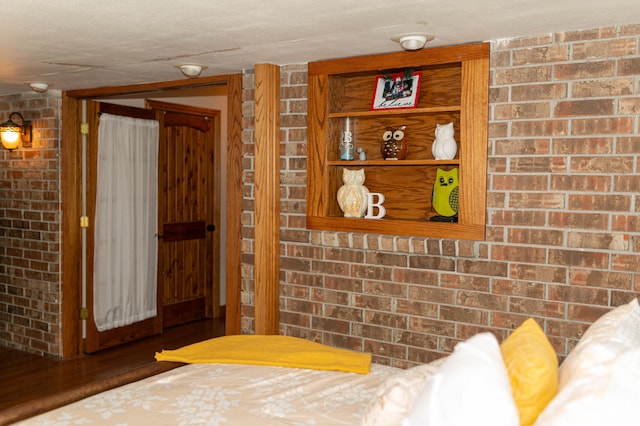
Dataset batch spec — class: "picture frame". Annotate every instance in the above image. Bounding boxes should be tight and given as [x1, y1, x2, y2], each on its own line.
[371, 71, 421, 110]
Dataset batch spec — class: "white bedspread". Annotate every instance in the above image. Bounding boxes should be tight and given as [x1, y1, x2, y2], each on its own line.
[18, 363, 398, 425]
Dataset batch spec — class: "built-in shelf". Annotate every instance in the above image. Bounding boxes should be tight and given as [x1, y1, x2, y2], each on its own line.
[306, 42, 490, 240]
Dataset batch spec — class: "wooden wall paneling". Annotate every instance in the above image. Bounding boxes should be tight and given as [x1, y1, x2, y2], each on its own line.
[253, 64, 281, 335]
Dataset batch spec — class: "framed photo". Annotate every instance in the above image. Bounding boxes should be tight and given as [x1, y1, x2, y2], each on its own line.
[371, 71, 421, 110]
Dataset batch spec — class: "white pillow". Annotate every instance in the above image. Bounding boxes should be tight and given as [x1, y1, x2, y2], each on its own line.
[558, 298, 640, 388]
[362, 359, 445, 426]
[402, 333, 519, 426]
[535, 348, 640, 425]
[534, 298, 640, 425]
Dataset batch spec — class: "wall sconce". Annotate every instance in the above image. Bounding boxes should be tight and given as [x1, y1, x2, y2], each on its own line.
[1, 112, 32, 151]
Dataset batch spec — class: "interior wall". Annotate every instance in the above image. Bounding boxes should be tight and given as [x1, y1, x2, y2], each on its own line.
[0, 92, 63, 356]
[240, 24, 640, 367]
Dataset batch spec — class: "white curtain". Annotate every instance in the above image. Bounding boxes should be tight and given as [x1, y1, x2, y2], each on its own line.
[93, 113, 160, 332]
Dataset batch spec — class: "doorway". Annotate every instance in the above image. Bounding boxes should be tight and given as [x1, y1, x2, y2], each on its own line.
[60, 74, 243, 358]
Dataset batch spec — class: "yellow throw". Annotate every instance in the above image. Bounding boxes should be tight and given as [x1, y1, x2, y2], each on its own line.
[155, 335, 372, 374]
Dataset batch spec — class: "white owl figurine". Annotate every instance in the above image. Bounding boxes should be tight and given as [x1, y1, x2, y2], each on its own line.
[432, 122, 458, 160]
[337, 168, 369, 218]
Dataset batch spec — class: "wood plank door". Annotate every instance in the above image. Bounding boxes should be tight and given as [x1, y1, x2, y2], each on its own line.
[148, 100, 221, 329]
[85, 102, 163, 353]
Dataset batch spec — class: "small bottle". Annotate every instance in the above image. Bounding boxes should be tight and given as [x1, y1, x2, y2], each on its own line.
[339, 117, 355, 160]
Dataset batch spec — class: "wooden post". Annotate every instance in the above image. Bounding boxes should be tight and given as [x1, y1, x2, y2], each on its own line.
[253, 64, 281, 335]
[224, 73, 244, 335]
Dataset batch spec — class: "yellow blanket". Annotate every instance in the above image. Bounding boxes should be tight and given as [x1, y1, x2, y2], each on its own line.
[155, 335, 371, 374]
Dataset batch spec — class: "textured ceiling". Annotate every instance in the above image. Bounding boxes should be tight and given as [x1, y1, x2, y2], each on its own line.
[2, 0, 640, 96]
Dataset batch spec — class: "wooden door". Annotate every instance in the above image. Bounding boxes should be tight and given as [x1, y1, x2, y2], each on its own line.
[148, 100, 221, 329]
[85, 102, 163, 353]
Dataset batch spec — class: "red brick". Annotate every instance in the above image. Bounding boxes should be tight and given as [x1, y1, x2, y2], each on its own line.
[572, 78, 634, 98]
[440, 273, 490, 292]
[572, 117, 634, 135]
[618, 57, 640, 76]
[509, 297, 566, 318]
[495, 66, 552, 85]
[509, 193, 565, 209]
[493, 244, 548, 263]
[555, 99, 615, 117]
[408, 317, 456, 336]
[512, 46, 570, 65]
[611, 214, 639, 233]
[493, 279, 547, 298]
[611, 254, 640, 272]
[548, 249, 609, 269]
[550, 175, 610, 192]
[567, 304, 611, 322]
[548, 284, 609, 305]
[508, 228, 564, 246]
[555, 60, 616, 80]
[567, 232, 629, 251]
[618, 98, 640, 114]
[569, 269, 632, 290]
[491, 210, 546, 226]
[572, 38, 637, 59]
[570, 156, 634, 175]
[494, 102, 551, 120]
[510, 157, 566, 173]
[511, 119, 568, 137]
[555, 27, 617, 42]
[568, 194, 631, 212]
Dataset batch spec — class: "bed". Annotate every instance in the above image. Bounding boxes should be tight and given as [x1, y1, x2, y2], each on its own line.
[12, 298, 640, 426]
[14, 362, 399, 425]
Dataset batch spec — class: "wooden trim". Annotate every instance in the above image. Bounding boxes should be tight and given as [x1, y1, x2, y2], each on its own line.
[98, 103, 156, 120]
[459, 57, 489, 232]
[163, 298, 206, 328]
[146, 99, 221, 118]
[253, 64, 281, 335]
[308, 42, 490, 76]
[162, 221, 206, 242]
[224, 74, 243, 336]
[61, 95, 83, 358]
[65, 75, 231, 99]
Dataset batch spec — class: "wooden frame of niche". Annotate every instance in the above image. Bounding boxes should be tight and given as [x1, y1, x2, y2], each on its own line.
[61, 73, 246, 357]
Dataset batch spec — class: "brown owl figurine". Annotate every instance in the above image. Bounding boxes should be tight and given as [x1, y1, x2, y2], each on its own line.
[381, 125, 408, 160]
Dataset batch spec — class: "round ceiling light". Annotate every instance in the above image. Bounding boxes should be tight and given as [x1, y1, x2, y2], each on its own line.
[392, 33, 435, 51]
[178, 64, 207, 78]
[29, 82, 49, 93]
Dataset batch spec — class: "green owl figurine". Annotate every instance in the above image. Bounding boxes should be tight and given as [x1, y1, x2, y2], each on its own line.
[432, 168, 459, 217]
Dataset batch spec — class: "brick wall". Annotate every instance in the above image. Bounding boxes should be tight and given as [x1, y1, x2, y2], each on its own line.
[241, 24, 640, 368]
[0, 93, 63, 356]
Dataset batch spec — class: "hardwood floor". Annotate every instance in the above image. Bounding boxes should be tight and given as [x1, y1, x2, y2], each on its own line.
[0, 318, 225, 415]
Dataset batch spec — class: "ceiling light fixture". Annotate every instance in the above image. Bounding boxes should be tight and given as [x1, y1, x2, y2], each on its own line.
[392, 33, 435, 51]
[29, 82, 49, 93]
[178, 64, 206, 78]
[0, 112, 32, 151]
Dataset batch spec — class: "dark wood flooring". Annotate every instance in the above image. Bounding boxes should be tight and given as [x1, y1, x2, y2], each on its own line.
[0, 318, 225, 414]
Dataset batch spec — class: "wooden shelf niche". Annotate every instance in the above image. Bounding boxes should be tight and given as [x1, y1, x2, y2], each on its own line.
[306, 42, 489, 240]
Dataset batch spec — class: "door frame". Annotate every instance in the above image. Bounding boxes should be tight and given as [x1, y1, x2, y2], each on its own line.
[61, 74, 243, 357]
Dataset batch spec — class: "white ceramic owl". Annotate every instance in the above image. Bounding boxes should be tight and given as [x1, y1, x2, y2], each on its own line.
[432, 122, 458, 160]
[337, 168, 369, 218]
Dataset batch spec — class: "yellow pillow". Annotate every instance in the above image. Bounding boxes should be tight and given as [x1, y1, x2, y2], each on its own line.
[500, 318, 558, 426]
